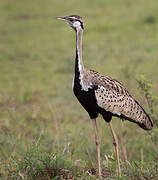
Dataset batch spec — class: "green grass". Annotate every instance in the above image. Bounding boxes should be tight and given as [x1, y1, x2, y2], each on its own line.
[0, 0, 158, 179]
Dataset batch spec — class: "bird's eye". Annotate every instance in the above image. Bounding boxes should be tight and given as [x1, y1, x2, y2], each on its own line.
[69, 19, 73, 22]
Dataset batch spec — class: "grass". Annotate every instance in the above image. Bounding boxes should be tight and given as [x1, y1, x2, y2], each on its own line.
[0, 0, 158, 179]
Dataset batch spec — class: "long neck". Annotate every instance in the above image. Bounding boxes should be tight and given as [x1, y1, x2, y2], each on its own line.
[75, 28, 84, 78]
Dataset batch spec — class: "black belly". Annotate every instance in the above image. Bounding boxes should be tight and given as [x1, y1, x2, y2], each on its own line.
[73, 83, 112, 122]
[73, 84, 99, 119]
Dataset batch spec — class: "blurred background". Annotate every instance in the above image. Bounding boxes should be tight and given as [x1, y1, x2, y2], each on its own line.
[0, 0, 158, 179]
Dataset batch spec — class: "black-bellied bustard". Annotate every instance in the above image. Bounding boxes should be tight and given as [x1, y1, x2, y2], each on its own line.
[56, 15, 153, 177]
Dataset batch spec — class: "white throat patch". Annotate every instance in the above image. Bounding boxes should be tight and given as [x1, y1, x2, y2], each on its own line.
[73, 21, 81, 29]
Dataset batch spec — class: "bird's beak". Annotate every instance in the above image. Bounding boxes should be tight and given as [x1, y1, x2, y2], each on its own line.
[56, 17, 66, 21]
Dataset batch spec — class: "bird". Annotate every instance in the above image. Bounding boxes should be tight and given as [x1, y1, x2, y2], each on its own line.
[56, 15, 153, 177]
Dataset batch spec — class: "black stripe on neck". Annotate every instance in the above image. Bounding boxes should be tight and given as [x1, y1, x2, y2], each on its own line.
[74, 49, 80, 83]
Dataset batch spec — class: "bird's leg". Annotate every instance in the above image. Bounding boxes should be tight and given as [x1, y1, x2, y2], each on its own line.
[92, 118, 102, 178]
[109, 121, 121, 177]
[120, 121, 128, 164]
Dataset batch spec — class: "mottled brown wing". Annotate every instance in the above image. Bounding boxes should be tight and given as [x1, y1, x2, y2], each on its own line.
[89, 70, 153, 130]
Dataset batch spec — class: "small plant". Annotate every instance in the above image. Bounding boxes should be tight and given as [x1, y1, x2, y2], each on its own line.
[137, 75, 158, 146]
[137, 75, 158, 117]
[3, 143, 81, 180]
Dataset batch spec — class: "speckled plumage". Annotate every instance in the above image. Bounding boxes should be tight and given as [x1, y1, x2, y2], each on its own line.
[82, 69, 153, 130]
[57, 14, 153, 131]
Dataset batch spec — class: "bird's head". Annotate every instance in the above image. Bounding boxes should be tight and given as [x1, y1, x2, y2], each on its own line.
[56, 15, 84, 31]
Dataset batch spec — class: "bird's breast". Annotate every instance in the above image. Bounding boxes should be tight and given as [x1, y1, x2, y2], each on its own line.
[73, 81, 99, 119]
[73, 74, 93, 92]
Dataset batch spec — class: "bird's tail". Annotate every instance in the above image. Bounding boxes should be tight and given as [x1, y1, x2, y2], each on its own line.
[138, 111, 153, 130]
[134, 100, 154, 130]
